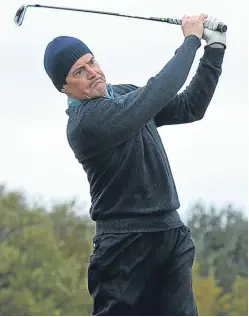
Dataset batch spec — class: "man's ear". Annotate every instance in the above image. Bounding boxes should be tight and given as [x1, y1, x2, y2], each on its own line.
[61, 85, 67, 94]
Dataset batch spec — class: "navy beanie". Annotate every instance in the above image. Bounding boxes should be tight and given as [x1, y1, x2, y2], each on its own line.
[44, 36, 93, 92]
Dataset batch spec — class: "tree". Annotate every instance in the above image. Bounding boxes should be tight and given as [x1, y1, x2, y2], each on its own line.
[0, 185, 93, 315]
[187, 201, 248, 293]
[229, 275, 248, 316]
[192, 262, 230, 316]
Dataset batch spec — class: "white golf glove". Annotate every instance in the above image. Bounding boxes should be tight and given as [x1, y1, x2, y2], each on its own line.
[202, 16, 226, 47]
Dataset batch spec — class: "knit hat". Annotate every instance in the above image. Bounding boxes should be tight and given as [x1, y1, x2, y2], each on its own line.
[44, 36, 93, 92]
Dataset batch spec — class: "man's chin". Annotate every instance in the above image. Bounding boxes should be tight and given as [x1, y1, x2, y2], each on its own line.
[96, 82, 107, 95]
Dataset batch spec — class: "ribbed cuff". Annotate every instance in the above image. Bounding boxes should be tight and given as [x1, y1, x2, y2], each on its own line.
[201, 44, 226, 66]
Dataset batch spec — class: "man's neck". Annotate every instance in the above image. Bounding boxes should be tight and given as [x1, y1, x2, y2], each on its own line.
[67, 83, 114, 107]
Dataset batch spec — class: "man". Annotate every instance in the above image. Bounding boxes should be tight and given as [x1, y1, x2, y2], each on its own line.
[44, 14, 226, 315]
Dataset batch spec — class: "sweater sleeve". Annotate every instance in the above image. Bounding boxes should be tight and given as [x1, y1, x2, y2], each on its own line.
[154, 45, 226, 127]
[75, 35, 201, 151]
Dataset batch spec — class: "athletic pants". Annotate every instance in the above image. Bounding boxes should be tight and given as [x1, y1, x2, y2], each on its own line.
[88, 225, 198, 316]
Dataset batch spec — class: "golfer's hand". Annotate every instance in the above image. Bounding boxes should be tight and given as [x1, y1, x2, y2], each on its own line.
[202, 16, 226, 47]
[181, 14, 208, 39]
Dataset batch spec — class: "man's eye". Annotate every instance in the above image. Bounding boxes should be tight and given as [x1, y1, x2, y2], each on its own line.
[76, 69, 84, 75]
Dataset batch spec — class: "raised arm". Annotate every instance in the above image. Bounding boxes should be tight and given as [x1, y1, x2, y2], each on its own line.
[154, 16, 227, 127]
[154, 45, 226, 127]
[74, 35, 200, 149]
[67, 16, 209, 155]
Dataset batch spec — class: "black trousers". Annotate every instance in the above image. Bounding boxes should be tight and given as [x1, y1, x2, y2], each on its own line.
[88, 225, 198, 316]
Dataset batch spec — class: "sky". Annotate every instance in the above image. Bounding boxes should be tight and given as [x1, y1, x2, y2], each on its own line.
[0, 0, 248, 218]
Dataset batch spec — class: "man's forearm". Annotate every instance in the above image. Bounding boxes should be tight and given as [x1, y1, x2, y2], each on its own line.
[154, 45, 225, 127]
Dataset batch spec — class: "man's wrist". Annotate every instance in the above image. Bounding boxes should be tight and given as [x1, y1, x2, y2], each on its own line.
[201, 44, 226, 68]
[184, 34, 202, 49]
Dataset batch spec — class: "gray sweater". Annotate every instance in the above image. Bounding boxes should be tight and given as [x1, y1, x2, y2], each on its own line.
[66, 35, 225, 233]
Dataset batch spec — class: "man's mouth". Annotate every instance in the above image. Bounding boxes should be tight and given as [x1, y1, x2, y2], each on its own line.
[91, 78, 104, 87]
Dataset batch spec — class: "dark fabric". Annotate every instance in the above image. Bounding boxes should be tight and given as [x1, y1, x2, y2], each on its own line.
[95, 210, 184, 234]
[88, 225, 198, 316]
[66, 37, 225, 231]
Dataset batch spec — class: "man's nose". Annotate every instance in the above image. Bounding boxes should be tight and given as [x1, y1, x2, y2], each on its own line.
[86, 65, 97, 78]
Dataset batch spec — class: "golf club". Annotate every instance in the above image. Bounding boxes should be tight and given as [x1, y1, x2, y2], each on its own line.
[14, 4, 227, 32]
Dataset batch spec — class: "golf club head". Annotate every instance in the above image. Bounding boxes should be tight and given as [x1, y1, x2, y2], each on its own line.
[14, 5, 28, 26]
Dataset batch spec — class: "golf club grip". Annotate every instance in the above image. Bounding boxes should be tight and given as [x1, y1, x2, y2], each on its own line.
[150, 17, 227, 32]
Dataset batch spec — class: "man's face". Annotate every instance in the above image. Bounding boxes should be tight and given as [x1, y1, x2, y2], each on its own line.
[63, 53, 106, 100]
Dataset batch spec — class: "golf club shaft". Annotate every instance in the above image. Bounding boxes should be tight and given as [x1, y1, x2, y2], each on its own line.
[15, 3, 227, 32]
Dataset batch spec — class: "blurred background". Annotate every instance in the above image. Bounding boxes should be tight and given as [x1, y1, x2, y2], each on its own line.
[0, 0, 248, 315]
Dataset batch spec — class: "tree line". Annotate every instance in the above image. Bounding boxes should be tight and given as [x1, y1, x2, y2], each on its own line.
[0, 185, 247, 315]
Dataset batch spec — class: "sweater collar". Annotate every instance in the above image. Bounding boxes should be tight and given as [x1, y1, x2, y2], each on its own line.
[67, 83, 114, 107]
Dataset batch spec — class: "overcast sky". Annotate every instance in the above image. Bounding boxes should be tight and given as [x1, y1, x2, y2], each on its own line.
[1, 0, 248, 217]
